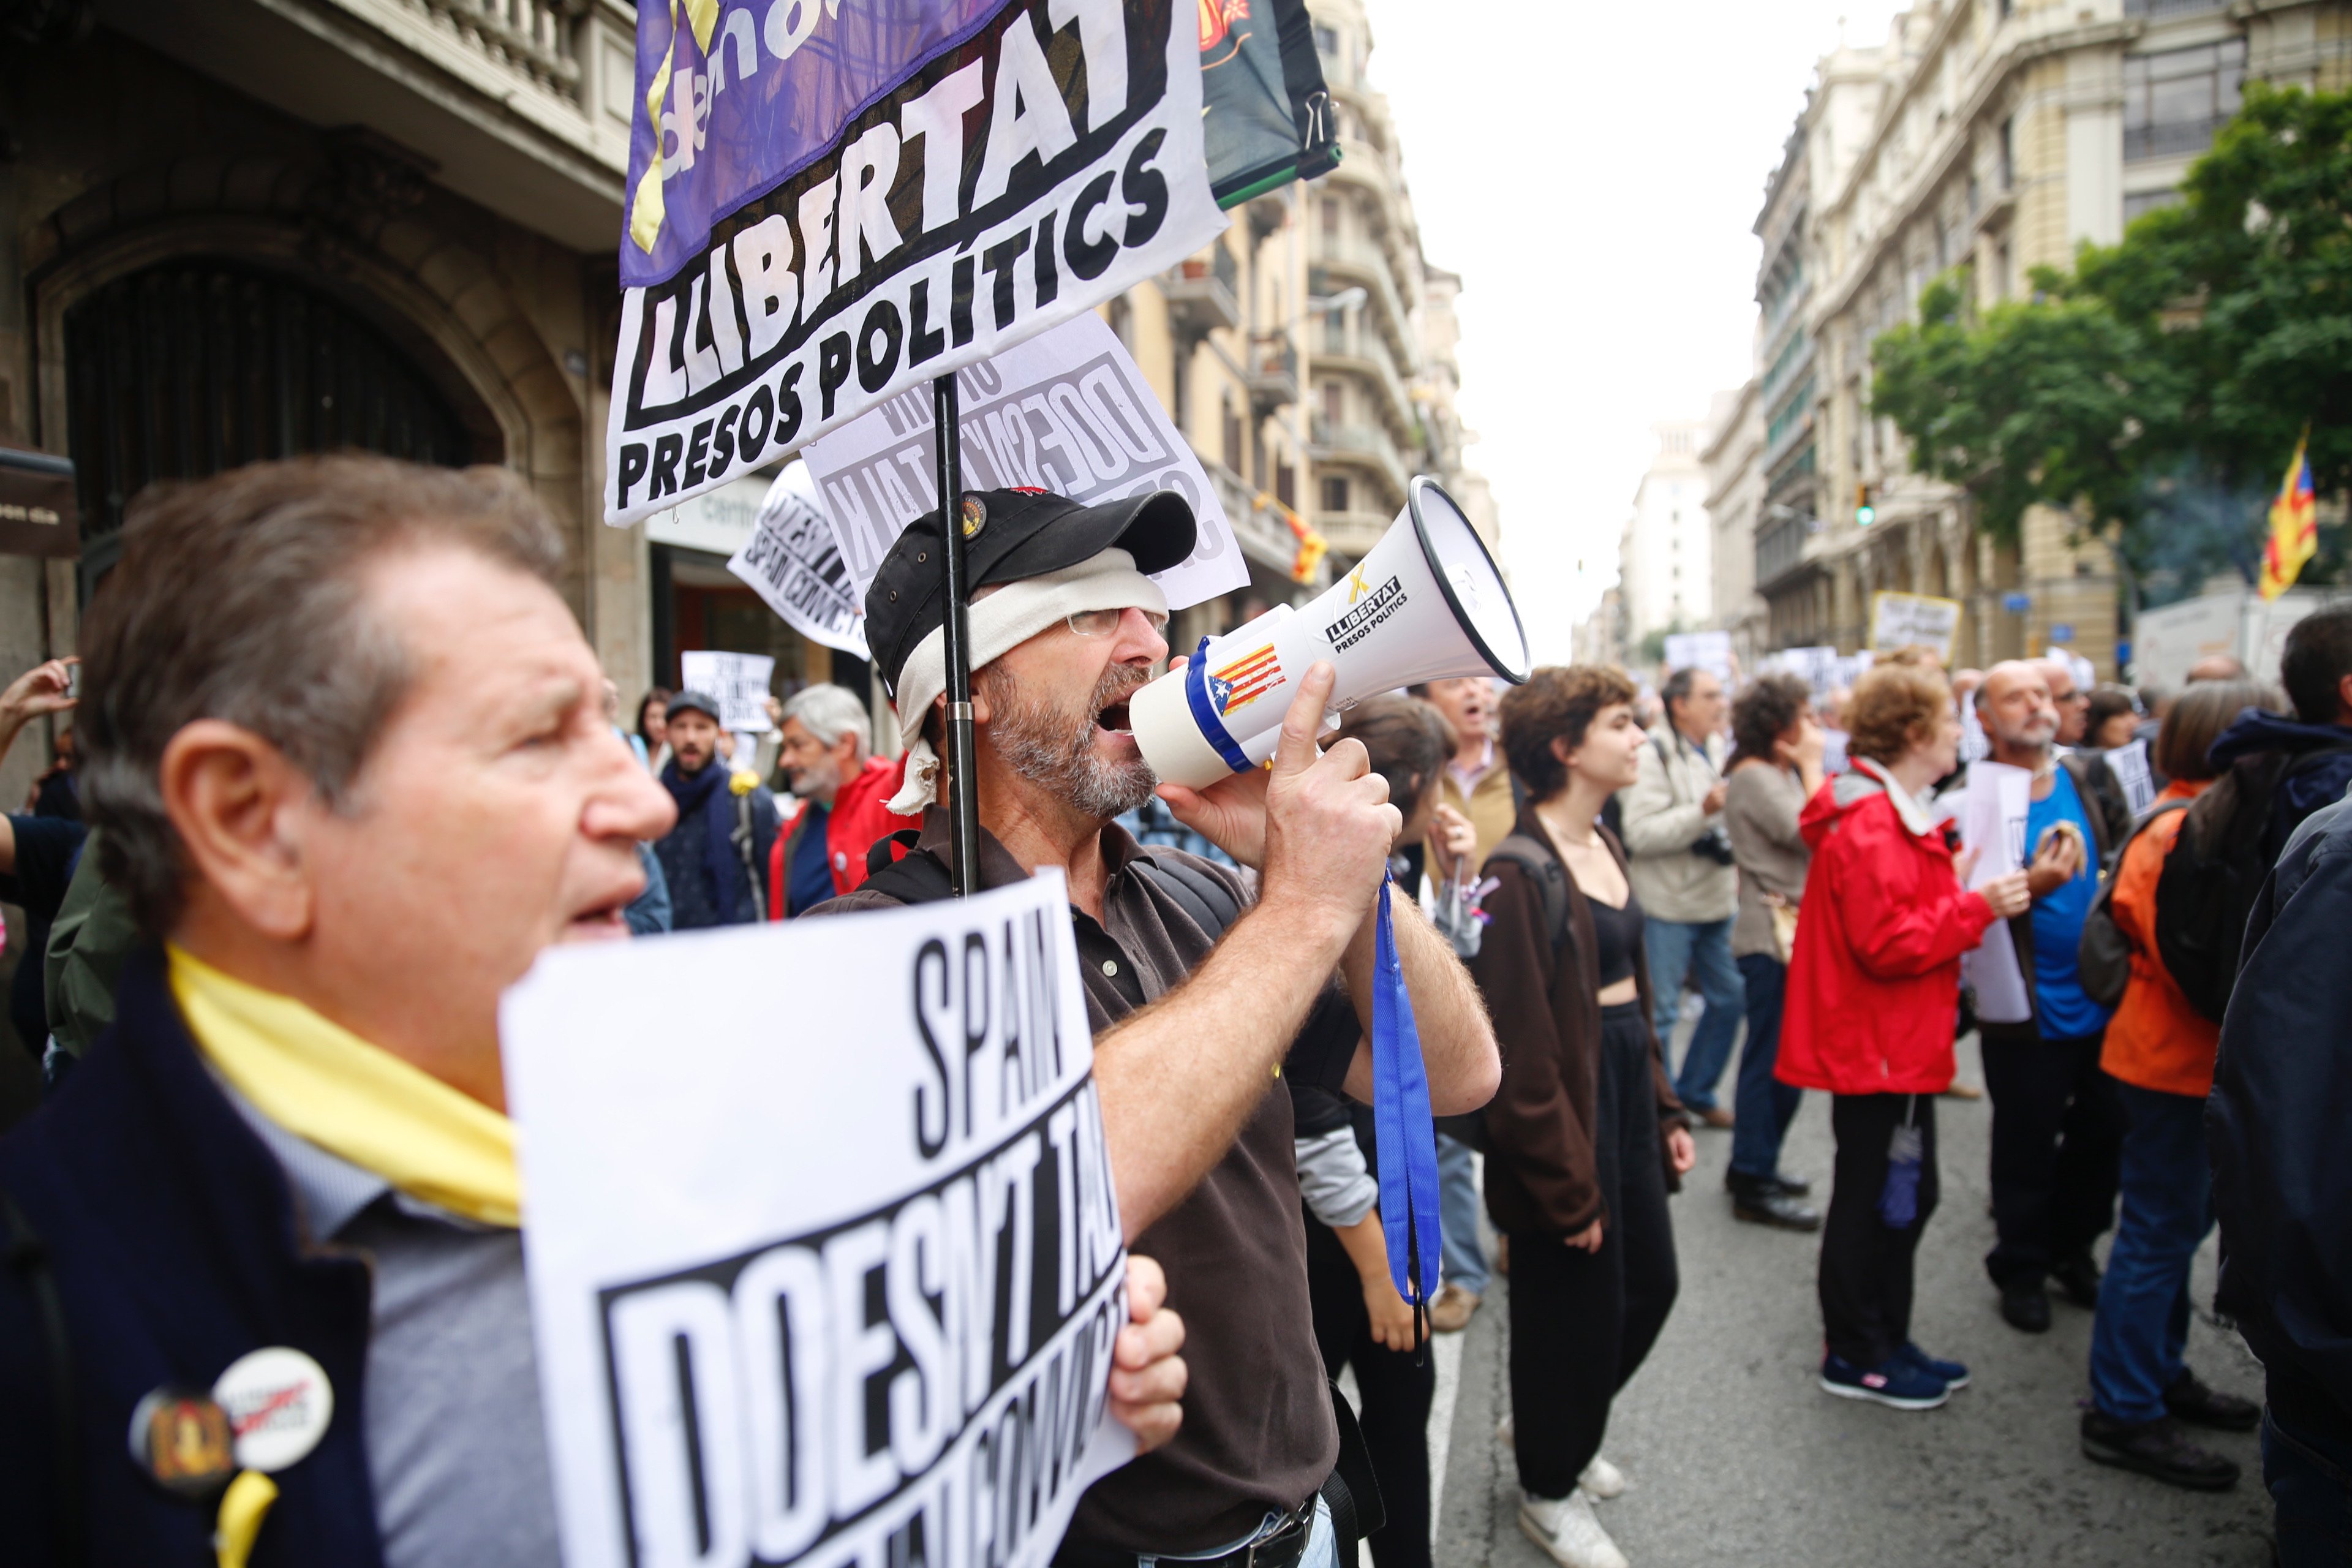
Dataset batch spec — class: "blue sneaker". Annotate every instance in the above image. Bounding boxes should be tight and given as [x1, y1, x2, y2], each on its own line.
[1820, 1352, 1949, 1411]
[1896, 1342, 1969, 1390]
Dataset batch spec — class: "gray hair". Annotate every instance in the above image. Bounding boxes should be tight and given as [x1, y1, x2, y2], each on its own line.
[78, 456, 565, 937]
[780, 682, 872, 755]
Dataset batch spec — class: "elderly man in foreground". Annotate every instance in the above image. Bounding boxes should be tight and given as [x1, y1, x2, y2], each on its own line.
[0, 457, 1187, 1566]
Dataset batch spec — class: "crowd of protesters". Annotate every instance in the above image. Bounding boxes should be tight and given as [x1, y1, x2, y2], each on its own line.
[1, 455, 2350, 1568]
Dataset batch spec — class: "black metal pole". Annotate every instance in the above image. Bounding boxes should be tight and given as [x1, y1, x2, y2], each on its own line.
[932, 371, 981, 897]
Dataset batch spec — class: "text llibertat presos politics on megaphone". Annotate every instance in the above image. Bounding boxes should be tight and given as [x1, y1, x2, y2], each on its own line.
[1130, 478, 1530, 790]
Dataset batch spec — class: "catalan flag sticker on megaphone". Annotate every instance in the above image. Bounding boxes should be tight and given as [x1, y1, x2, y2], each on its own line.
[1131, 477, 1531, 789]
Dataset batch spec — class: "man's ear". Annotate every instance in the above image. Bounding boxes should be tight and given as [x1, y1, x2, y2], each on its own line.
[2336, 670, 2352, 725]
[157, 719, 320, 942]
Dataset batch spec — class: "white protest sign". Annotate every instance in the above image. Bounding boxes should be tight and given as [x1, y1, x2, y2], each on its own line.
[2046, 646, 2095, 695]
[1959, 759, 2035, 1024]
[804, 311, 1249, 612]
[1780, 646, 1844, 699]
[602, 1, 1227, 526]
[2106, 737, 2156, 815]
[504, 871, 1133, 1568]
[1959, 699, 1990, 766]
[680, 650, 777, 733]
[1662, 630, 1733, 682]
[1871, 592, 1962, 661]
[729, 462, 870, 657]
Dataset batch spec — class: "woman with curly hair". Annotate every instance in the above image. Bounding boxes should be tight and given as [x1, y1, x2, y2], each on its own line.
[1778, 662, 2032, 1410]
[1474, 666, 1696, 1568]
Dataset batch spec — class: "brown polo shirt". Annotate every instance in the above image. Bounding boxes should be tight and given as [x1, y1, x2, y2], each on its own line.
[812, 809, 1357, 1553]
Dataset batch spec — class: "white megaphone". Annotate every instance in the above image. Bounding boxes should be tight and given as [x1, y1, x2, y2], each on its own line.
[1131, 477, 1531, 790]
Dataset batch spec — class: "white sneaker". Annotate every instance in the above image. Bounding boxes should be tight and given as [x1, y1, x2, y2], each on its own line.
[1578, 1455, 1627, 1499]
[1518, 1490, 1629, 1568]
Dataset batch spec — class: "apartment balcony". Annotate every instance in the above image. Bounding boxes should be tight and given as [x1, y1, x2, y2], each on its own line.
[1310, 414, 1411, 508]
[1312, 328, 1418, 443]
[100, 0, 636, 249]
[1314, 508, 1398, 563]
[1326, 134, 1405, 230]
[1203, 459, 1319, 581]
[1246, 335, 1300, 417]
[2125, 0, 2225, 15]
[1309, 231, 1417, 371]
[1754, 512, 1816, 592]
[1163, 244, 1242, 337]
[2125, 116, 2230, 164]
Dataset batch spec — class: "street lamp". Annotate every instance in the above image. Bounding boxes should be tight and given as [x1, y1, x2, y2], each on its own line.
[1766, 502, 1825, 535]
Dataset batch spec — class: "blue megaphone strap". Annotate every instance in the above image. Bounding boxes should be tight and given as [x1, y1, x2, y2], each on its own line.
[1371, 873, 1444, 1312]
[1183, 635, 1256, 774]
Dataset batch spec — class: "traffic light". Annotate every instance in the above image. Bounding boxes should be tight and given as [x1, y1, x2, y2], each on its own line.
[1855, 482, 1877, 527]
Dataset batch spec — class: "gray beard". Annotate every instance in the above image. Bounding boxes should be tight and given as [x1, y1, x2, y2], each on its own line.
[981, 663, 1157, 821]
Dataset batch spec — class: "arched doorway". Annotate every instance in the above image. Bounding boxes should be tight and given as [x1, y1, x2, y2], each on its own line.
[62, 258, 494, 582]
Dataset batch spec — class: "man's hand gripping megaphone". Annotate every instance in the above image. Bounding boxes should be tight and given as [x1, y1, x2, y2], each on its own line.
[1153, 657, 1403, 918]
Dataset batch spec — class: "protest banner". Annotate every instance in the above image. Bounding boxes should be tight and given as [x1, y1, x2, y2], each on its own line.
[680, 651, 777, 733]
[729, 462, 869, 657]
[604, 0, 1227, 527]
[2106, 737, 2156, 815]
[804, 311, 1246, 610]
[1774, 646, 1844, 700]
[1869, 592, 1961, 661]
[1662, 630, 1733, 683]
[1959, 760, 2034, 1023]
[504, 872, 1131, 1568]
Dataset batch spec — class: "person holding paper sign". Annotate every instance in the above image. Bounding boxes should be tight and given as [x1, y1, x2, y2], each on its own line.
[1972, 662, 2133, 1335]
[816, 486, 1499, 1568]
[1777, 663, 2032, 1411]
[0, 459, 1193, 1567]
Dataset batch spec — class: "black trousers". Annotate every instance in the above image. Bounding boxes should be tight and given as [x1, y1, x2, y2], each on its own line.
[1506, 1005, 1678, 1500]
[1980, 1030, 2125, 1288]
[1820, 1093, 1941, 1368]
[1305, 1216, 1433, 1568]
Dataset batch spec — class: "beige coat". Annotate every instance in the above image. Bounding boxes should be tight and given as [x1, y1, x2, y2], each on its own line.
[1616, 723, 1738, 924]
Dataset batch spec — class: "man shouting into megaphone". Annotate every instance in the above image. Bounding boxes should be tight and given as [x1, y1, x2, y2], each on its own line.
[813, 486, 1501, 1568]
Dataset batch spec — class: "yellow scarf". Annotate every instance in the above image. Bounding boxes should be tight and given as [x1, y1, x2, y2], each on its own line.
[167, 946, 521, 1228]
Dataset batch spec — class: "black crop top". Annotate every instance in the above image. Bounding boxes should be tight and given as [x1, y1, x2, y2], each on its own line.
[1585, 887, 1645, 988]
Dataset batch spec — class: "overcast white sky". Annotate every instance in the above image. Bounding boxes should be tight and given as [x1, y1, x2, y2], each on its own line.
[1359, 0, 1907, 663]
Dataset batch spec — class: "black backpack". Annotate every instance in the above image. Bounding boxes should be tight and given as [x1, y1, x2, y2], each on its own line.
[856, 830, 1241, 939]
[2155, 746, 2352, 1022]
[2076, 800, 2190, 1009]
[1436, 829, 1575, 1154]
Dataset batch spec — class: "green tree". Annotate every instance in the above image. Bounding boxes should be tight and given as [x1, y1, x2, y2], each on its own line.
[1871, 83, 2352, 552]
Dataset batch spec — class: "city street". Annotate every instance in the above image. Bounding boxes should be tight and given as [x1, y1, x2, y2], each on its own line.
[1415, 1033, 2272, 1568]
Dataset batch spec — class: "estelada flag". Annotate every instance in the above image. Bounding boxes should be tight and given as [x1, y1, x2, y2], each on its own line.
[2259, 431, 2319, 601]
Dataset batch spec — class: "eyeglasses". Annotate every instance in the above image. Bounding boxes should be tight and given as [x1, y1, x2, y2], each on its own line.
[1066, 607, 1170, 638]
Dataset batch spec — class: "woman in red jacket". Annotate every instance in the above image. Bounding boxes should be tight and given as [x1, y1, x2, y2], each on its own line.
[1779, 662, 2030, 1410]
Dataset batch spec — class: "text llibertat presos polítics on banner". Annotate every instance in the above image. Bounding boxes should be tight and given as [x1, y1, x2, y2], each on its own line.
[804, 310, 1248, 613]
[503, 871, 1132, 1568]
[604, 0, 1225, 527]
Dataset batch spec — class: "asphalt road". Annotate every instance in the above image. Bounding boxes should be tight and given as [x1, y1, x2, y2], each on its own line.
[1416, 1031, 2273, 1568]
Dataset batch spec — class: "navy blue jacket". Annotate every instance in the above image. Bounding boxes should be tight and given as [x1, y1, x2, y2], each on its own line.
[2211, 794, 2352, 1443]
[0, 948, 385, 1566]
[2206, 709, 2352, 866]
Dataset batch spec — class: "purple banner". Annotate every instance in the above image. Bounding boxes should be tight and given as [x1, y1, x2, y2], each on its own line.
[623, 0, 1008, 290]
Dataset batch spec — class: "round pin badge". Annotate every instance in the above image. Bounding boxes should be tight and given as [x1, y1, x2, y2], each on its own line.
[213, 1346, 334, 1472]
[128, 1386, 237, 1498]
[960, 494, 987, 539]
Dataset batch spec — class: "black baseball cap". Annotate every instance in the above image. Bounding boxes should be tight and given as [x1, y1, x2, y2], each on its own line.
[865, 488, 1196, 695]
[666, 689, 724, 725]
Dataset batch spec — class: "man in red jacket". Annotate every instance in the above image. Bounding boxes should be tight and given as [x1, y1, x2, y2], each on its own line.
[767, 682, 921, 918]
